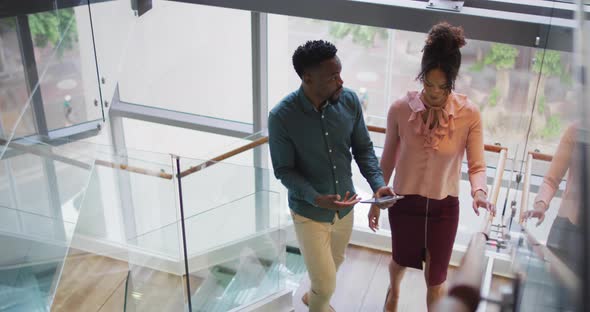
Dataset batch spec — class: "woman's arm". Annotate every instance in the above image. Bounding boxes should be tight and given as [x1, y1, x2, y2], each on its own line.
[465, 107, 488, 198]
[534, 124, 577, 210]
[381, 101, 402, 185]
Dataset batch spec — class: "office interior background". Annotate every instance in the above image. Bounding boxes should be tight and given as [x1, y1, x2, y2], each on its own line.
[0, 0, 589, 311]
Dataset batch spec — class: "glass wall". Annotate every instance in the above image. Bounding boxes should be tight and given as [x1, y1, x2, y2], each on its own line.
[2, 0, 586, 310]
[0, 17, 36, 138]
[88, 0, 253, 124]
[88, 1, 587, 310]
[265, 12, 578, 251]
[513, 3, 585, 311]
[0, 1, 105, 149]
[33, 5, 103, 131]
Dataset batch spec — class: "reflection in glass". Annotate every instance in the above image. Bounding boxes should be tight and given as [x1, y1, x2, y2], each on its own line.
[524, 123, 581, 273]
[31, 6, 103, 131]
[0, 17, 36, 138]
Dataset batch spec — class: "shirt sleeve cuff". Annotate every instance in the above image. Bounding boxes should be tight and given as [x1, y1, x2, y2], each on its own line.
[471, 187, 488, 198]
[533, 198, 550, 211]
[370, 177, 387, 193]
[534, 186, 554, 210]
[304, 189, 321, 207]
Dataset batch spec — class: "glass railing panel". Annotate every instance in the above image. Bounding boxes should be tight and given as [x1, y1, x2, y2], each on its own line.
[117, 118, 262, 168]
[516, 132, 582, 312]
[0, 211, 77, 312]
[0, 161, 13, 209]
[513, 230, 580, 312]
[180, 189, 286, 311]
[71, 149, 177, 250]
[55, 148, 187, 311]
[124, 220, 187, 312]
[178, 159, 261, 219]
[0, 140, 94, 312]
[512, 2, 583, 310]
[180, 156, 287, 310]
[52, 165, 129, 312]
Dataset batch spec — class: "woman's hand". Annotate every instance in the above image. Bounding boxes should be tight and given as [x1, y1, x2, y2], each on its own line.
[374, 186, 396, 209]
[522, 202, 547, 226]
[472, 190, 495, 216]
[368, 205, 381, 232]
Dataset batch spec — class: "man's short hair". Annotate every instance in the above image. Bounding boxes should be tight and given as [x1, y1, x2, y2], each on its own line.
[292, 40, 337, 79]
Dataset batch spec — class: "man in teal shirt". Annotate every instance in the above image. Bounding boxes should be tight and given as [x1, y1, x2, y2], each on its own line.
[268, 40, 394, 311]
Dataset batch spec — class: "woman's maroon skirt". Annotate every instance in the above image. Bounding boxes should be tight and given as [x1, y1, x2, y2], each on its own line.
[388, 194, 459, 286]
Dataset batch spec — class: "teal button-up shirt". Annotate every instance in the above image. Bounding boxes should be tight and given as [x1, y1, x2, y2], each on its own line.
[268, 87, 386, 222]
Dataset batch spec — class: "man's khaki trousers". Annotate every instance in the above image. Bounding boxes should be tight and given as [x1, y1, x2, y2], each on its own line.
[291, 210, 354, 312]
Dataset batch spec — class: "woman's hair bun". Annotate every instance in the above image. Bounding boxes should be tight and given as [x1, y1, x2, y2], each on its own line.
[424, 22, 466, 55]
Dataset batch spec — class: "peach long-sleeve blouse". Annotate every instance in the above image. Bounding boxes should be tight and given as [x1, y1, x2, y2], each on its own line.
[381, 91, 488, 200]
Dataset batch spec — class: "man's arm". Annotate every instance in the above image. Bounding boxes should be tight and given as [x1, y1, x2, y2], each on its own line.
[268, 112, 320, 205]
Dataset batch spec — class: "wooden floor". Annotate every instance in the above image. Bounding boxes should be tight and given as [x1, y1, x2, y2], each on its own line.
[51, 249, 202, 312]
[51, 246, 511, 312]
[293, 245, 512, 312]
[51, 250, 129, 312]
[293, 245, 435, 312]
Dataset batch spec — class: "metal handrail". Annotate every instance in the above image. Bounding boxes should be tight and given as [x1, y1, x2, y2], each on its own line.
[366, 125, 508, 154]
[94, 159, 173, 180]
[171, 124, 510, 179]
[178, 136, 268, 178]
[529, 150, 553, 162]
[0, 138, 174, 180]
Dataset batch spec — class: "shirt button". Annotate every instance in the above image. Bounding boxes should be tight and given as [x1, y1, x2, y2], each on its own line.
[321, 115, 325, 119]
[336, 180, 339, 184]
[325, 132, 328, 136]
[329, 149, 332, 153]
[333, 165, 336, 169]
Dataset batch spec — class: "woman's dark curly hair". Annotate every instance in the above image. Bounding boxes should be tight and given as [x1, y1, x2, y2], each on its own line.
[292, 40, 338, 78]
[416, 22, 466, 91]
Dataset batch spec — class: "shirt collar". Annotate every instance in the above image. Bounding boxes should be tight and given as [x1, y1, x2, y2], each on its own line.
[297, 86, 332, 113]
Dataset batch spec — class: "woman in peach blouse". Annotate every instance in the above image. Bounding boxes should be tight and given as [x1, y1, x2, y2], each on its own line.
[368, 22, 495, 311]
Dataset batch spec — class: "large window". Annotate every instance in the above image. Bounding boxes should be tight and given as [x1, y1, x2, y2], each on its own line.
[0, 17, 36, 138]
[268, 15, 577, 155]
[90, 1, 253, 124]
[32, 7, 103, 131]
[268, 15, 392, 124]
[0, 6, 105, 141]
[266, 13, 577, 249]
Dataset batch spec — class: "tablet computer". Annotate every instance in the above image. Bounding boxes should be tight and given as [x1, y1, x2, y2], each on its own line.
[360, 195, 404, 204]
